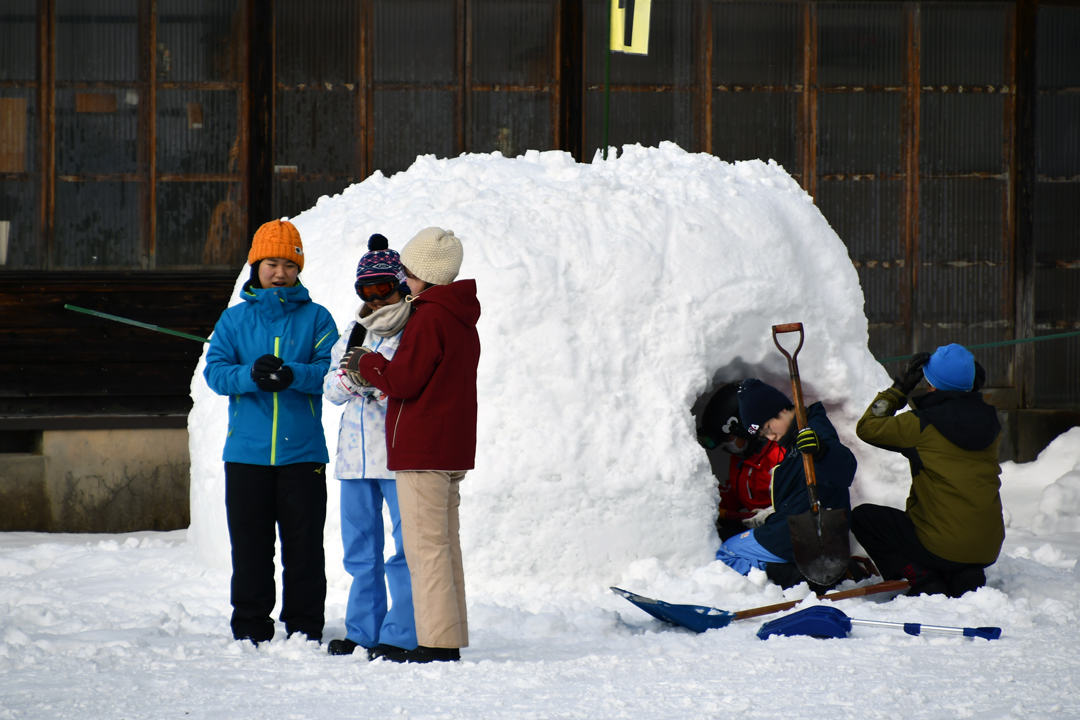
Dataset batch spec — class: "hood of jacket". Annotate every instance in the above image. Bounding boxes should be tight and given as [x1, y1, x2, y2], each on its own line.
[412, 279, 481, 328]
[911, 390, 1000, 451]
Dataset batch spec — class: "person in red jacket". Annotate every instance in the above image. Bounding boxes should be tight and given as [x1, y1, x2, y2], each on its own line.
[353, 227, 481, 664]
[698, 382, 787, 541]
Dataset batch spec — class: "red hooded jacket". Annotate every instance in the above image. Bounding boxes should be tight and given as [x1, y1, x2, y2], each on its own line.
[358, 280, 481, 471]
[718, 440, 786, 517]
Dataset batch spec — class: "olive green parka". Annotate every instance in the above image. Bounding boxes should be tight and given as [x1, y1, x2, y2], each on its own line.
[856, 386, 1004, 565]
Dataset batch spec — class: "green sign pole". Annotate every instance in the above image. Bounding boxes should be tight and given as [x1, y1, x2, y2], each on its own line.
[65, 304, 211, 344]
[878, 329, 1080, 364]
[603, 0, 612, 160]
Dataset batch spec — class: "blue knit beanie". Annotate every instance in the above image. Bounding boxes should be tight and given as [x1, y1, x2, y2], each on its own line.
[355, 233, 407, 288]
[738, 379, 793, 435]
[923, 343, 976, 392]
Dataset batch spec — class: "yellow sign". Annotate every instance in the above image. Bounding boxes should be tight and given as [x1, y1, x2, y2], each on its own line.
[610, 0, 651, 55]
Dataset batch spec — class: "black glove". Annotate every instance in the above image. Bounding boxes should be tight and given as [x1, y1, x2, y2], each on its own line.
[892, 351, 931, 395]
[251, 354, 292, 392]
[795, 427, 827, 460]
[972, 360, 986, 392]
[256, 365, 293, 392]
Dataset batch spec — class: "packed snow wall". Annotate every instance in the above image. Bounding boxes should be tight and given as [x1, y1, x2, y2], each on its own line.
[188, 143, 913, 595]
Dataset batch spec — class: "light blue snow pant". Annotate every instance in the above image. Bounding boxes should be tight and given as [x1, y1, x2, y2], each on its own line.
[340, 477, 417, 650]
[716, 529, 787, 575]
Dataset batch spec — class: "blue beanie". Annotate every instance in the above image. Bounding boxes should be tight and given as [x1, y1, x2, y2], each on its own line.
[923, 344, 975, 392]
[738, 379, 792, 435]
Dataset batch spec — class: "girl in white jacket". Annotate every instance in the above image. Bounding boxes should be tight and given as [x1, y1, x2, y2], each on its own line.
[324, 234, 416, 658]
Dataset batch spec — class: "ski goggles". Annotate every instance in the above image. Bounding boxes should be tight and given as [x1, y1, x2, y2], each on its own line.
[356, 280, 399, 302]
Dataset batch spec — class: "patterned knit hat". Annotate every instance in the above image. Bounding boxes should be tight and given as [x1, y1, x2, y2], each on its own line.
[248, 219, 304, 270]
[355, 233, 406, 287]
[401, 227, 463, 286]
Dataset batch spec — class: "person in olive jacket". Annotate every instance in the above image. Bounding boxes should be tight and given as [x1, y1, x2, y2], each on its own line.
[853, 343, 1004, 598]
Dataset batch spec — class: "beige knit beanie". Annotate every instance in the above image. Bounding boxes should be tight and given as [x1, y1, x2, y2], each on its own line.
[400, 227, 463, 286]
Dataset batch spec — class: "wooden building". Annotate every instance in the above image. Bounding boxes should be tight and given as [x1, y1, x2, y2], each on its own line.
[0, 0, 1077, 530]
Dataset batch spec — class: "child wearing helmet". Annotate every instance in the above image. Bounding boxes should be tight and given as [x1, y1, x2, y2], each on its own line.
[698, 382, 786, 541]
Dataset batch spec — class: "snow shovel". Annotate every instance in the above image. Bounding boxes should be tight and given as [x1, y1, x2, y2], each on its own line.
[772, 322, 850, 587]
[610, 579, 908, 634]
[756, 605, 1001, 641]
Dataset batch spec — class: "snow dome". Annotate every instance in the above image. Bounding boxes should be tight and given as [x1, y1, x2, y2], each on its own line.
[188, 143, 913, 595]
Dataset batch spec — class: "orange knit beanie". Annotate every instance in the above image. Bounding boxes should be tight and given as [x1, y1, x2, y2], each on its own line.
[248, 220, 305, 270]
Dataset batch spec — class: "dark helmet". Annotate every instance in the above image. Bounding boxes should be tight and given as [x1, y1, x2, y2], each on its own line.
[698, 382, 761, 453]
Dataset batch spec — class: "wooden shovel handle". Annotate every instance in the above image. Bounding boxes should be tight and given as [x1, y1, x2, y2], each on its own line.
[733, 579, 910, 621]
[771, 322, 818, 504]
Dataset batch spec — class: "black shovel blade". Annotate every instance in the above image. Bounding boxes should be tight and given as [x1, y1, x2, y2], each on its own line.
[788, 508, 850, 586]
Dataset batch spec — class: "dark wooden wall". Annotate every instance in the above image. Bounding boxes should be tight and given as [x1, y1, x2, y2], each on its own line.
[0, 271, 235, 427]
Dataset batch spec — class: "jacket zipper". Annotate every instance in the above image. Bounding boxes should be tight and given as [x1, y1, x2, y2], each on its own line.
[392, 400, 404, 448]
[271, 337, 280, 465]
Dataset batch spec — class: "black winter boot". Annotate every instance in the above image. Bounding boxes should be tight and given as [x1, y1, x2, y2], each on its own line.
[945, 566, 986, 598]
[370, 644, 460, 663]
[900, 562, 949, 596]
[327, 638, 359, 656]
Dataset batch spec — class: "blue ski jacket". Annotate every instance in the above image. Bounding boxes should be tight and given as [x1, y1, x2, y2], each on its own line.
[204, 281, 339, 466]
[752, 402, 857, 562]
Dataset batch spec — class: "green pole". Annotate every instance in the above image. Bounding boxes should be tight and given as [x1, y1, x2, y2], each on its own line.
[65, 304, 211, 343]
[603, 0, 612, 160]
[878, 329, 1080, 364]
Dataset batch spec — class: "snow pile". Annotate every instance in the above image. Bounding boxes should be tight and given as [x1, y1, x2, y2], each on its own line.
[999, 427, 1080, 533]
[189, 145, 909, 594]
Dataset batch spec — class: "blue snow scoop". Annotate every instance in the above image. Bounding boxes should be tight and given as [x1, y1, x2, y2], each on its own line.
[756, 606, 1001, 641]
[611, 580, 909, 634]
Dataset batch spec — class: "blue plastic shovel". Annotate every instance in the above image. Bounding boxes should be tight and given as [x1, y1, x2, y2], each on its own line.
[757, 605, 1001, 641]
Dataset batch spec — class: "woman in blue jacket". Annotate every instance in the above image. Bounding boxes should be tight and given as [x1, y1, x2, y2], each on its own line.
[203, 220, 339, 644]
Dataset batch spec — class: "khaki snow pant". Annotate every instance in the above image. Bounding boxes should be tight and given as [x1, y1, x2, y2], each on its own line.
[395, 470, 468, 648]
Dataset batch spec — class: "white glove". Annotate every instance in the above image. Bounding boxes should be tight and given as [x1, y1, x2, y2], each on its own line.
[742, 506, 775, 529]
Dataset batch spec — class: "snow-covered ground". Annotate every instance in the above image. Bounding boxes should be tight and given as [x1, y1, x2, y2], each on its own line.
[3, 147, 1080, 718]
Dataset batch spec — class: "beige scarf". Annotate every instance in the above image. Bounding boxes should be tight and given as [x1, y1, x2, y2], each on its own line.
[357, 298, 412, 338]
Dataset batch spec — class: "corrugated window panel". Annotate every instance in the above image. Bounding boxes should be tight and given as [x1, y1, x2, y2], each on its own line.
[712, 91, 798, 171]
[0, 0, 37, 81]
[276, 0, 358, 87]
[55, 89, 139, 174]
[583, 90, 695, 158]
[584, 0, 696, 87]
[374, 0, 456, 85]
[816, 179, 903, 259]
[1034, 334, 1080, 409]
[157, 0, 244, 84]
[156, 181, 243, 267]
[817, 2, 903, 87]
[817, 93, 902, 175]
[56, 0, 139, 83]
[275, 91, 357, 175]
[920, 4, 1008, 87]
[1037, 5, 1080, 89]
[919, 178, 1005, 264]
[272, 178, 354, 225]
[470, 91, 553, 156]
[1036, 95, 1080, 178]
[1034, 182, 1080, 263]
[0, 89, 37, 174]
[816, 179, 904, 363]
[915, 265, 1012, 386]
[156, 89, 239, 174]
[0, 180, 40, 269]
[920, 94, 1005, 175]
[712, 1, 800, 87]
[471, 0, 554, 87]
[372, 90, 456, 177]
[53, 181, 141, 268]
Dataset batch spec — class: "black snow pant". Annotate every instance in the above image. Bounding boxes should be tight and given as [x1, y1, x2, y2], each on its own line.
[225, 461, 327, 643]
[851, 504, 986, 595]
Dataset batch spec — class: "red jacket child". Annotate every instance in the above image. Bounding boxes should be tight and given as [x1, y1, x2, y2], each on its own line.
[718, 440, 787, 518]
